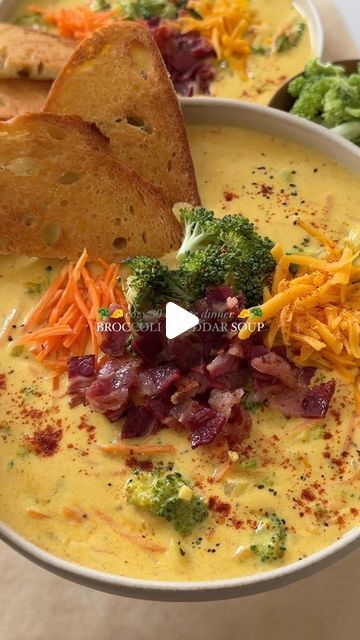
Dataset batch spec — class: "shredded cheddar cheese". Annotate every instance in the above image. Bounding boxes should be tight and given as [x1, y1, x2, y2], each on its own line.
[238, 221, 360, 409]
[178, 0, 260, 77]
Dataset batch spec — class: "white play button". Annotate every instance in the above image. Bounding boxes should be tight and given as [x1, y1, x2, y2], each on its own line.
[165, 302, 199, 339]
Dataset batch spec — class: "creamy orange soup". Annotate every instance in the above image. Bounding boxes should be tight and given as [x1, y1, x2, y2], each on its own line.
[0, 126, 359, 581]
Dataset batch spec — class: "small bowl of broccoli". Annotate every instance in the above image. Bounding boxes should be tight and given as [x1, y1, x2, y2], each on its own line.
[269, 58, 360, 146]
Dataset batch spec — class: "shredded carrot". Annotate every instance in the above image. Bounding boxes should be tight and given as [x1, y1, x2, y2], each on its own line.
[15, 248, 129, 372]
[63, 505, 87, 522]
[98, 442, 176, 456]
[32, 5, 117, 39]
[95, 509, 167, 553]
[27, 507, 51, 520]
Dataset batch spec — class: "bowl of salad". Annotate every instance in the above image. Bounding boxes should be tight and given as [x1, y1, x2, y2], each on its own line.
[269, 58, 360, 146]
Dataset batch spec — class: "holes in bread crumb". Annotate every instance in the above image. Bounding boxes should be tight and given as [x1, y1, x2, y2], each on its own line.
[141, 231, 147, 244]
[129, 205, 135, 215]
[113, 236, 127, 250]
[17, 67, 30, 78]
[42, 223, 61, 247]
[25, 217, 35, 227]
[59, 172, 81, 185]
[37, 61, 44, 75]
[119, 115, 153, 135]
[60, 199, 68, 207]
[167, 159, 172, 172]
[112, 218, 122, 226]
[129, 41, 151, 74]
[45, 125, 67, 140]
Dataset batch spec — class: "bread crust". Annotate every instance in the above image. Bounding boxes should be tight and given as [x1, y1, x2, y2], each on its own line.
[0, 112, 182, 260]
[44, 22, 200, 207]
[0, 23, 75, 80]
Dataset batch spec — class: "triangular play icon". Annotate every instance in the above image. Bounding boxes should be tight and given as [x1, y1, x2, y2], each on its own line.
[165, 302, 199, 339]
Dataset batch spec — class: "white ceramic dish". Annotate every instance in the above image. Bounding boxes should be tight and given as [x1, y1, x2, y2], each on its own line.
[1, 98, 360, 601]
[0, 0, 324, 59]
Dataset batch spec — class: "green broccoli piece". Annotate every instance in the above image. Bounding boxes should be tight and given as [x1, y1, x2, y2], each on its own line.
[250, 513, 287, 562]
[177, 207, 219, 259]
[322, 79, 360, 127]
[114, 0, 177, 19]
[274, 22, 305, 53]
[331, 121, 360, 144]
[303, 58, 346, 78]
[288, 74, 307, 98]
[123, 256, 188, 314]
[290, 75, 336, 121]
[179, 245, 226, 302]
[126, 470, 209, 536]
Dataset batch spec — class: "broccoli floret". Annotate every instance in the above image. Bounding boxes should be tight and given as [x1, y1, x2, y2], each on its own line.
[331, 121, 360, 144]
[177, 207, 218, 259]
[250, 513, 287, 562]
[322, 79, 360, 127]
[126, 470, 209, 536]
[274, 22, 305, 53]
[123, 256, 188, 314]
[115, 0, 177, 19]
[179, 245, 226, 302]
[288, 74, 307, 98]
[303, 58, 346, 78]
[290, 75, 336, 121]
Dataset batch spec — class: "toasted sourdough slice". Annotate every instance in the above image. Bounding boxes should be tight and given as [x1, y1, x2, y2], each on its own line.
[0, 113, 181, 261]
[0, 78, 52, 120]
[0, 23, 75, 80]
[44, 22, 200, 207]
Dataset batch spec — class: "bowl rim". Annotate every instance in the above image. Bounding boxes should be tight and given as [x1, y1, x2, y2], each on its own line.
[296, 0, 324, 58]
[1, 97, 360, 601]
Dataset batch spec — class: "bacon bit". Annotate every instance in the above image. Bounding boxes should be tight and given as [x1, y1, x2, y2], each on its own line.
[98, 442, 176, 456]
[27, 507, 51, 520]
[208, 496, 231, 517]
[25, 425, 62, 457]
[0, 374, 6, 391]
[301, 488, 316, 502]
[63, 505, 88, 522]
[95, 509, 166, 553]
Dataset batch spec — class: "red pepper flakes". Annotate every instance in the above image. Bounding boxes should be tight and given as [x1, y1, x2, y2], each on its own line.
[25, 425, 62, 457]
[125, 456, 154, 472]
[301, 488, 316, 502]
[350, 508, 358, 516]
[260, 184, 273, 198]
[223, 190, 239, 202]
[78, 418, 96, 445]
[208, 496, 231, 517]
[0, 374, 6, 391]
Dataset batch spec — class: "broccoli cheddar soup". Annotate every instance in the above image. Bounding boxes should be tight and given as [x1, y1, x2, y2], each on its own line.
[1, 126, 360, 582]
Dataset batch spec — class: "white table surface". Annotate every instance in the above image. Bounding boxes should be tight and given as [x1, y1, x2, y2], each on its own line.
[1, 2, 359, 639]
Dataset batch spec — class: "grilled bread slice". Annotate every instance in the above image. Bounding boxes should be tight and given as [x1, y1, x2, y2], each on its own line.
[44, 22, 200, 207]
[0, 23, 74, 80]
[0, 78, 52, 120]
[0, 113, 181, 260]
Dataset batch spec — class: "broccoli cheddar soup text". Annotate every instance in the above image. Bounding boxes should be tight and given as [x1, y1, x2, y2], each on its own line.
[0, 126, 359, 582]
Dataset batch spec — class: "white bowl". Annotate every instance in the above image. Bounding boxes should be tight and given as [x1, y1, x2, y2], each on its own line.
[1, 99, 360, 601]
